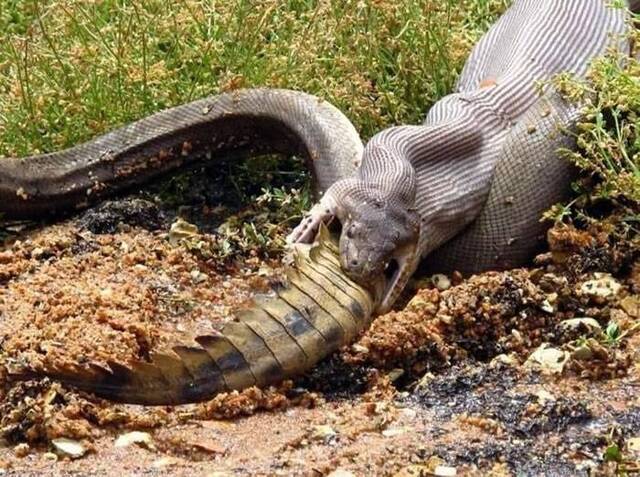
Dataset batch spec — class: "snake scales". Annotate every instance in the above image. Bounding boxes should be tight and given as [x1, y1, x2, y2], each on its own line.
[2, 0, 636, 403]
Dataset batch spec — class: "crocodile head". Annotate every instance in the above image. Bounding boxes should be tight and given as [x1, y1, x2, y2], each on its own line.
[338, 194, 420, 314]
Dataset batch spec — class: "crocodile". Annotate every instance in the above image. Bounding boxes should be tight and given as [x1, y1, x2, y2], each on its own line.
[36, 226, 374, 405]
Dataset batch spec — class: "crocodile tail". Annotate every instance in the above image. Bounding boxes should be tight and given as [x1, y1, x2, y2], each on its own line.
[37, 226, 374, 405]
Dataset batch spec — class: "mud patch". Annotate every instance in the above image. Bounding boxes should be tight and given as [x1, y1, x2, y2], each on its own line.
[77, 198, 167, 234]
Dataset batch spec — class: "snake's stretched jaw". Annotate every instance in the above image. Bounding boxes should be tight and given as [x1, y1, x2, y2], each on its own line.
[377, 243, 420, 314]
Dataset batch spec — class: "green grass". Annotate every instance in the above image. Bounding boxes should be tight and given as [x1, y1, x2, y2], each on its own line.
[0, 0, 508, 158]
[544, 23, 640, 235]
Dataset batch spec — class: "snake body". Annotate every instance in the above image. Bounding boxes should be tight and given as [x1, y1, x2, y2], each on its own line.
[0, 89, 362, 218]
[290, 0, 634, 312]
[2, 1, 637, 403]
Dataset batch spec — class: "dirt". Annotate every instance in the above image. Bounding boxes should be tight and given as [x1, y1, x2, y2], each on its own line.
[1, 196, 639, 476]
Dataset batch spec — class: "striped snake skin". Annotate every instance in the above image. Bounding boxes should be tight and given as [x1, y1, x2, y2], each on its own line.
[290, 0, 635, 312]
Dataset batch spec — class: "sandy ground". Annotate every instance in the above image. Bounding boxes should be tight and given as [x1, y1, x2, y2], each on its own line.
[1, 197, 639, 476]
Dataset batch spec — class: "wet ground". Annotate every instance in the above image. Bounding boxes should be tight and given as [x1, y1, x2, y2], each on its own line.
[1, 184, 639, 476]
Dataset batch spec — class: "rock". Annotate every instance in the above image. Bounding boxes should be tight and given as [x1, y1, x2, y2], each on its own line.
[620, 295, 640, 318]
[540, 299, 554, 313]
[257, 265, 273, 276]
[560, 317, 602, 332]
[311, 425, 337, 441]
[526, 344, 570, 374]
[571, 344, 594, 361]
[190, 269, 208, 284]
[31, 247, 46, 259]
[78, 198, 165, 234]
[431, 274, 451, 291]
[627, 437, 640, 455]
[191, 438, 226, 454]
[99, 287, 114, 301]
[415, 372, 436, 389]
[628, 437, 640, 456]
[434, 466, 457, 477]
[395, 465, 427, 477]
[535, 389, 556, 405]
[327, 470, 355, 477]
[538, 273, 568, 292]
[114, 431, 155, 450]
[13, 443, 29, 458]
[152, 456, 180, 468]
[491, 353, 519, 367]
[438, 314, 453, 325]
[387, 368, 405, 382]
[579, 274, 621, 301]
[382, 427, 408, 437]
[401, 408, 417, 419]
[394, 458, 457, 477]
[169, 218, 200, 246]
[351, 344, 369, 354]
[511, 329, 523, 344]
[51, 438, 86, 459]
[406, 295, 430, 311]
[43, 452, 58, 462]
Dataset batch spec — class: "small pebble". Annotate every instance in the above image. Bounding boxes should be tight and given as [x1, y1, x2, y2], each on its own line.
[311, 425, 337, 441]
[579, 274, 621, 300]
[351, 344, 369, 354]
[434, 465, 457, 477]
[13, 443, 29, 458]
[382, 427, 408, 437]
[327, 470, 355, 477]
[43, 452, 58, 462]
[152, 456, 180, 468]
[52, 438, 86, 459]
[401, 408, 417, 419]
[114, 431, 155, 450]
[431, 274, 451, 291]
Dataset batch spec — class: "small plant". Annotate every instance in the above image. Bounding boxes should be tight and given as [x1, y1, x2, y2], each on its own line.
[602, 427, 640, 475]
[603, 321, 622, 347]
[571, 318, 639, 352]
[604, 442, 623, 464]
[170, 184, 313, 267]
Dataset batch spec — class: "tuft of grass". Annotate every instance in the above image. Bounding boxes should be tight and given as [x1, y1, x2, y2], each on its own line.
[0, 0, 509, 250]
[0, 0, 508, 157]
[544, 20, 640, 237]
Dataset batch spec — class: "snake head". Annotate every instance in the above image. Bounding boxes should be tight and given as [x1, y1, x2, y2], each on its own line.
[338, 195, 420, 314]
